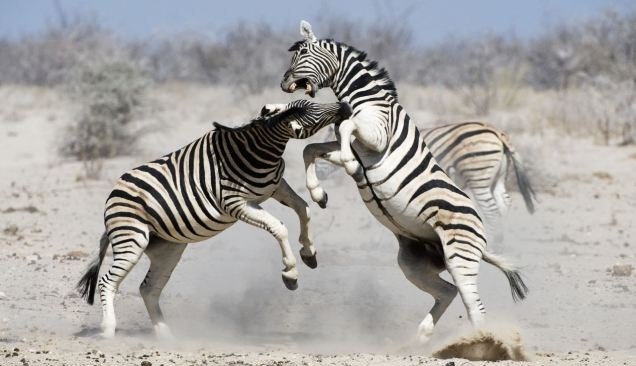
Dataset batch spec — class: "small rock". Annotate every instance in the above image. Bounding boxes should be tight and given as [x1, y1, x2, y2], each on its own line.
[0, 291, 6, 299]
[141, 361, 152, 366]
[3, 225, 19, 236]
[609, 264, 634, 277]
[65, 250, 90, 260]
[1, 206, 39, 214]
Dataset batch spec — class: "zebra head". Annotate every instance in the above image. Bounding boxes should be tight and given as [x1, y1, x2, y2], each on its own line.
[260, 100, 352, 139]
[280, 21, 339, 98]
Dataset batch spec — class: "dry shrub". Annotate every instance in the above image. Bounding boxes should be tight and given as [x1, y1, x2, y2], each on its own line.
[0, 15, 125, 86]
[2, 6, 635, 146]
[425, 36, 524, 116]
[59, 61, 150, 178]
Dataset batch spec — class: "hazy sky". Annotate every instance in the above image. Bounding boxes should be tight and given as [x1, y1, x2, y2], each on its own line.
[1, 0, 634, 45]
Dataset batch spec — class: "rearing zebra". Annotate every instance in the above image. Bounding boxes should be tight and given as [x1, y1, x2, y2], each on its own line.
[282, 21, 527, 342]
[77, 99, 352, 339]
[322, 121, 538, 243]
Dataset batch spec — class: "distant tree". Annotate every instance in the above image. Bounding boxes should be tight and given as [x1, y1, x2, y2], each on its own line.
[526, 24, 584, 90]
[423, 35, 523, 115]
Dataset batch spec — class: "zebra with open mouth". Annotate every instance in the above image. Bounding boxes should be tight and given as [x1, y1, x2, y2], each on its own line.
[281, 21, 528, 342]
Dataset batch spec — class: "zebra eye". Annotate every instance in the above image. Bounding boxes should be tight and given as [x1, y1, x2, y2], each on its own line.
[299, 49, 308, 55]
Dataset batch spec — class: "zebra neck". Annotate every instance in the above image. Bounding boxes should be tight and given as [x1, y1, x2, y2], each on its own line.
[327, 41, 397, 111]
[212, 124, 290, 171]
[331, 60, 395, 111]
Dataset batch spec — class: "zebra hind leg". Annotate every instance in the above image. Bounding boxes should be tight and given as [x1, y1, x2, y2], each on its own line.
[98, 227, 149, 338]
[442, 234, 486, 329]
[469, 185, 504, 246]
[488, 157, 510, 246]
[396, 235, 457, 343]
[492, 176, 511, 217]
[491, 153, 511, 215]
[140, 237, 187, 340]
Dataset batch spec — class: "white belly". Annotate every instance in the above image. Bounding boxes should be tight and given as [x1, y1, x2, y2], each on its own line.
[356, 183, 439, 242]
[351, 140, 440, 242]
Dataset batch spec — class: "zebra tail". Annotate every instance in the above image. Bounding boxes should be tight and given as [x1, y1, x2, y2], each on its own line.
[501, 136, 537, 214]
[76, 232, 109, 305]
[482, 251, 528, 302]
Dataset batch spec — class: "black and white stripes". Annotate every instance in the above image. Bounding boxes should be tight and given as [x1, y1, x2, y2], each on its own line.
[77, 99, 352, 339]
[283, 21, 527, 342]
[423, 122, 537, 242]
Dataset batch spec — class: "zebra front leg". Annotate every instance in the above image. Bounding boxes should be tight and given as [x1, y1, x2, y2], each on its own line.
[303, 141, 344, 208]
[236, 203, 299, 290]
[140, 238, 187, 340]
[397, 235, 457, 343]
[337, 119, 361, 176]
[272, 178, 317, 269]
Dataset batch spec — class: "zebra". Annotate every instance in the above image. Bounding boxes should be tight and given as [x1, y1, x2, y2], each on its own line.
[321, 122, 538, 240]
[281, 21, 528, 342]
[422, 122, 537, 243]
[76, 99, 352, 339]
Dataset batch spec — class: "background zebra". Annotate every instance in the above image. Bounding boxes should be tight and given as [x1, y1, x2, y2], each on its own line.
[422, 122, 537, 243]
[76, 99, 352, 339]
[282, 21, 527, 342]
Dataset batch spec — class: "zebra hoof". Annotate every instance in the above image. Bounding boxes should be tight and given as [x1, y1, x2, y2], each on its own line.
[301, 252, 318, 269]
[282, 275, 298, 291]
[317, 193, 328, 209]
[99, 329, 116, 339]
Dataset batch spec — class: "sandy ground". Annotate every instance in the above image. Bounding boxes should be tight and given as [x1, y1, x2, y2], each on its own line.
[0, 85, 635, 365]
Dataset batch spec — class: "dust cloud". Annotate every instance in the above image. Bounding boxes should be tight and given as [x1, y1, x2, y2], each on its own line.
[433, 329, 528, 361]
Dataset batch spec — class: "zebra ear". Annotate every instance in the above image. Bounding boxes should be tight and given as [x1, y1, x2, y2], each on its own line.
[260, 104, 288, 117]
[300, 20, 317, 42]
[261, 106, 304, 126]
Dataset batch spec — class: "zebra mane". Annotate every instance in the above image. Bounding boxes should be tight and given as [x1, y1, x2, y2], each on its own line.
[288, 40, 304, 51]
[324, 39, 398, 100]
[212, 106, 304, 132]
[212, 120, 264, 132]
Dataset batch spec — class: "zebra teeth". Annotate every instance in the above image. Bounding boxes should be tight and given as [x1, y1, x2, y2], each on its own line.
[289, 82, 297, 92]
[305, 83, 312, 95]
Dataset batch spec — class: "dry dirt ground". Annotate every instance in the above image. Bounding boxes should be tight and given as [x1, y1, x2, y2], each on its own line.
[0, 86, 635, 365]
